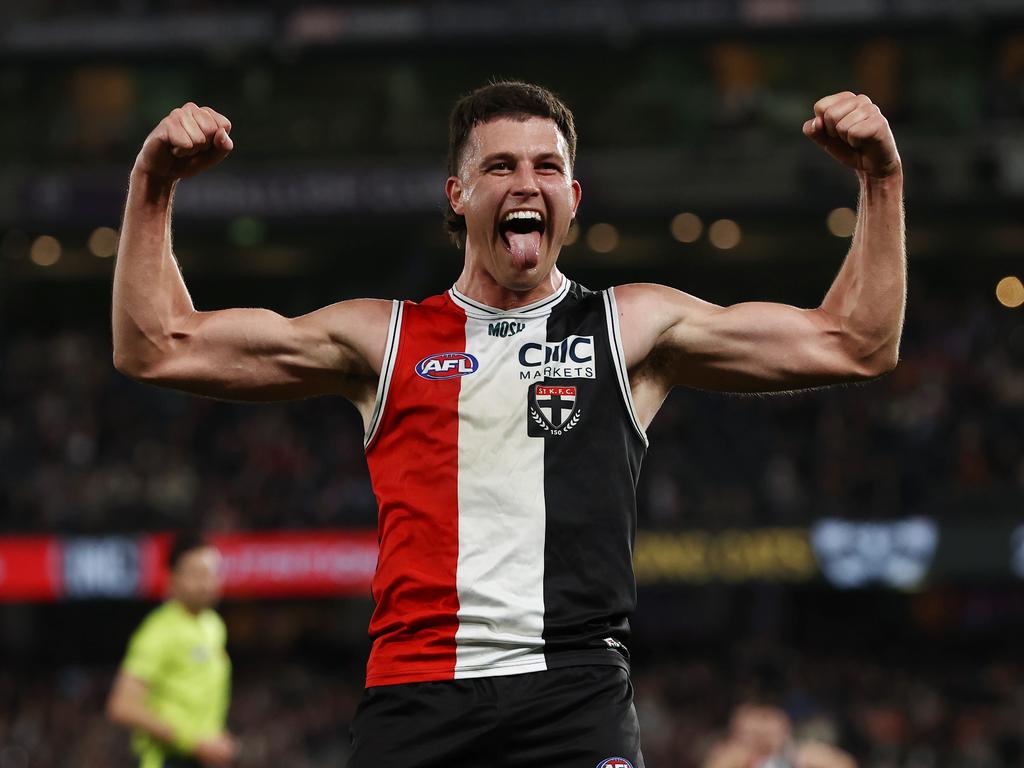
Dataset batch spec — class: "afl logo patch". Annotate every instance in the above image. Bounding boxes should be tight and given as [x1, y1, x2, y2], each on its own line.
[597, 759, 634, 768]
[416, 352, 479, 380]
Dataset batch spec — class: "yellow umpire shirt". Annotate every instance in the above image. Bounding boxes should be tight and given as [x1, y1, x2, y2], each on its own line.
[120, 600, 231, 768]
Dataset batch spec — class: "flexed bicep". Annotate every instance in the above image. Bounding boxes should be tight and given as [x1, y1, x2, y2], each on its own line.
[615, 283, 891, 400]
[117, 298, 393, 409]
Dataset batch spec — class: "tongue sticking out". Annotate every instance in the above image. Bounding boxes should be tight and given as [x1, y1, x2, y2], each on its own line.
[507, 231, 542, 270]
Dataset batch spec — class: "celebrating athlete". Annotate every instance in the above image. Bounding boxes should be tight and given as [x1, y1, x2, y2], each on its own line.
[112, 81, 904, 767]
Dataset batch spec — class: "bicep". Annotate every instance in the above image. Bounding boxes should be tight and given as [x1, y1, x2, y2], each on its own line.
[663, 299, 871, 392]
[619, 284, 878, 394]
[128, 299, 392, 402]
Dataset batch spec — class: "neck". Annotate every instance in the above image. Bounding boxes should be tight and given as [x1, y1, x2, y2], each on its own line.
[453, 260, 564, 311]
[171, 597, 202, 615]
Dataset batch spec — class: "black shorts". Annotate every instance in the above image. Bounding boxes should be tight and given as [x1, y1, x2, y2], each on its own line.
[348, 665, 645, 768]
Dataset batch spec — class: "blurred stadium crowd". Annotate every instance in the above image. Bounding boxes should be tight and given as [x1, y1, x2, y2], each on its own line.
[1, 282, 1020, 535]
[3, 651, 1024, 768]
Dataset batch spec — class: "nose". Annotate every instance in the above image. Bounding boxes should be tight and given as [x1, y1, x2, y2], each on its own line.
[510, 165, 540, 199]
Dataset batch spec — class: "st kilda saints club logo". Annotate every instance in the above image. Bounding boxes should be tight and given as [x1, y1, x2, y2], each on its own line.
[527, 383, 583, 437]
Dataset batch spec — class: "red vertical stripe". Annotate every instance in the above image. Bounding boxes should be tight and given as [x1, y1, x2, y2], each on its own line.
[364, 295, 465, 686]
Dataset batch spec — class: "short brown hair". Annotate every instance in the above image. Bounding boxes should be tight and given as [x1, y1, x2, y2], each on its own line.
[445, 80, 577, 248]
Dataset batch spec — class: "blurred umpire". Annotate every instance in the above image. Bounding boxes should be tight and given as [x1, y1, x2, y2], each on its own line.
[107, 533, 237, 768]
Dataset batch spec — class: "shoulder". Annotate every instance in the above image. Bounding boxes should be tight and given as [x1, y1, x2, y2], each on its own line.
[137, 601, 175, 632]
[609, 284, 704, 364]
[613, 282, 716, 314]
[310, 298, 395, 336]
[202, 610, 228, 643]
[125, 602, 176, 654]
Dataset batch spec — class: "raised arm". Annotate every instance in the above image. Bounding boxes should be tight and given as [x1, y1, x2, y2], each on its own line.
[112, 103, 391, 416]
[617, 92, 905, 425]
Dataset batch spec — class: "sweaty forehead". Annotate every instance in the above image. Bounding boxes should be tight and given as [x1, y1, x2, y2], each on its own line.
[460, 116, 571, 174]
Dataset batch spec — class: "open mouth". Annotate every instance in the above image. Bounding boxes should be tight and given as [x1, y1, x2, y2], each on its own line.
[498, 210, 546, 250]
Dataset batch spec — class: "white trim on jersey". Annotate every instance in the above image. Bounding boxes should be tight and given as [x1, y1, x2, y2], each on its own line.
[603, 289, 649, 448]
[448, 275, 571, 320]
[364, 300, 404, 449]
[452, 313, 549, 678]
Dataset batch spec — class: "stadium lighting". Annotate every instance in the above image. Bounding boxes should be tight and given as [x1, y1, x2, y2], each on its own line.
[670, 212, 702, 243]
[88, 227, 118, 258]
[586, 223, 619, 253]
[996, 276, 1024, 308]
[30, 235, 61, 267]
[827, 207, 856, 237]
[708, 219, 741, 250]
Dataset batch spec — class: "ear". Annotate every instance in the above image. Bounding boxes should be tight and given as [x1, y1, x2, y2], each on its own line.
[445, 176, 465, 215]
[570, 179, 582, 219]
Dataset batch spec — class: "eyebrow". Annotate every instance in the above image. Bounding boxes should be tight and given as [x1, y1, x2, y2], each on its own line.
[477, 151, 567, 168]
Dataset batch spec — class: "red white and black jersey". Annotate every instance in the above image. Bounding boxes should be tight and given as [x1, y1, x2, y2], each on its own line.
[362, 278, 648, 687]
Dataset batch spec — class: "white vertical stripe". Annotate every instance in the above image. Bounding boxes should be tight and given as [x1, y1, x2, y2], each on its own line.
[454, 316, 548, 677]
[604, 289, 649, 447]
[364, 300, 403, 449]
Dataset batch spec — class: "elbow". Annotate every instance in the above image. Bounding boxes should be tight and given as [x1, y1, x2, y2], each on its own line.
[112, 347, 140, 378]
[818, 307, 902, 381]
[849, 338, 900, 379]
[112, 329, 186, 383]
[106, 693, 126, 725]
[877, 343, 901, 375]
[112, 309, 196, 382]
[112, 347, 159, 382]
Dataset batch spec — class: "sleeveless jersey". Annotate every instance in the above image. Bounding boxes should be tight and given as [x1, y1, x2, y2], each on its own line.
[362, 278, 648, 687]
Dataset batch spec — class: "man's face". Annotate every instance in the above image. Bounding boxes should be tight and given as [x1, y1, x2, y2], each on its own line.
[171, 546, 223, 612]
[446, 116, 582, 291]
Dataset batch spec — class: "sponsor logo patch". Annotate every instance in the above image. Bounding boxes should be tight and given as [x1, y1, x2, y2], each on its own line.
[528, 383, 582, 437]
[488, 320, 526, 338]
[518, 335, 595, 380]
[415, 352, 479, 380]
[597, 759, 634, 768]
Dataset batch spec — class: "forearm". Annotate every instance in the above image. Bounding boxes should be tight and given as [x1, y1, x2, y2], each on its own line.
[111, 170, 196, 375]
[106, 683, 195, 750]
[109, 700, 178, 745]
[819, 170, 906, 370]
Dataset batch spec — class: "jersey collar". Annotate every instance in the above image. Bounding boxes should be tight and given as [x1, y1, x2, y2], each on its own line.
[448, 276, 571, 319]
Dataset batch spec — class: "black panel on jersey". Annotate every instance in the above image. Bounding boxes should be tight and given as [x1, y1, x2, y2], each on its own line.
[539, 282, 646, 671]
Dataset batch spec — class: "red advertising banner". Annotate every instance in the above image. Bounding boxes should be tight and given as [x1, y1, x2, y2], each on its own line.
[0, 537, 61, 600]
[213, 531, 378, 598]
[0, 531, 378, 602]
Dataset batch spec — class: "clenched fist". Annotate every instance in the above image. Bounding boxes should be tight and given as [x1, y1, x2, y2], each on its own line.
[134, 102, 234, 182]
[803, 92, 901, 178]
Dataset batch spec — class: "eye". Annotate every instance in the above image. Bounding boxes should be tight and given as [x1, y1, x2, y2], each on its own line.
[489, 162, 511, 172]
[538, 162, 563, 174]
